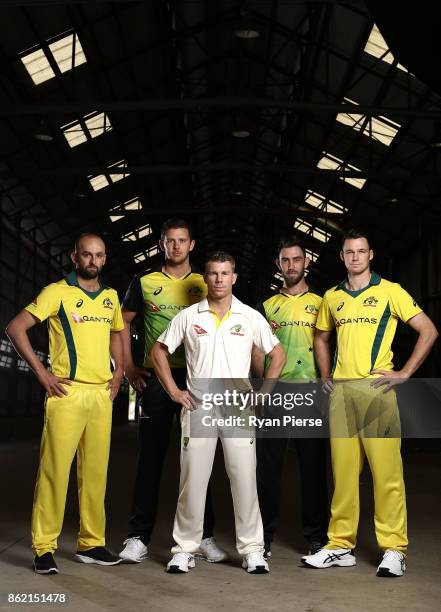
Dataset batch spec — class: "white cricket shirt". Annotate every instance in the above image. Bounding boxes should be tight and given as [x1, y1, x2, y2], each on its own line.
[157, 295, 279, 397]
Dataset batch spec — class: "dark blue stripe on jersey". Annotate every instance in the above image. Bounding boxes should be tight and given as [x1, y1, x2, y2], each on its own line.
[371, 302, 391, 371]
[58, 302, 77, 380]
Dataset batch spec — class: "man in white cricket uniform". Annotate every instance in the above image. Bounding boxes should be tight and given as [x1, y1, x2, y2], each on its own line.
[150, 251, 286, 574]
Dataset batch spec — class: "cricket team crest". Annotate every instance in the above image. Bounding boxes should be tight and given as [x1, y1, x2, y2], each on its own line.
[230, 324, 245, 336]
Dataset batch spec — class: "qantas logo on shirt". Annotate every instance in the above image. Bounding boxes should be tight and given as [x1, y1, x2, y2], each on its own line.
[145, 300, 161, 313]
[362, 296, 378, 307]
[272, 320, 315, 328]
[71, 312, 84, 323]
[71, 312, 112, 324]
[193, 324, 208, 336]
[270, 319, 282, 331]
[230, 324, 245, 336]
[335, 317, 378, 326]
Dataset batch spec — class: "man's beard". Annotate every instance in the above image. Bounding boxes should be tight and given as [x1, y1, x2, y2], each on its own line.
[77, 263, 100, 280]
[283, 270, 304, 287]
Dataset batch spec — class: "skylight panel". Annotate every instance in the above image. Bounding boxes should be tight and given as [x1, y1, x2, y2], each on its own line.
[134, 245, 159, 264]
[21, 32, 87, 85]
[21, 49, 55, 85]
[304, 190, 347, 214]
[122, 224, 152, 242]
[364, 25, 407, 72]
[61, 112, 112, 148]
[88, 159, 129, 191]
[317, 152, 366, 189]
[49, 33, 87, 74]
[109, 197, 142, 222]
[294, 219, 331, 243]
[336, 98, 400, 146]
[305, 248, 319, 263]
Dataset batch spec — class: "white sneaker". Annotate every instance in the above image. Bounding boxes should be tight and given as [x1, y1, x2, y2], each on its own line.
[119, 537, 149, 563]
[242, 551, 269, 574]
[377, 549, 406, 577]
[301, 547, 356, 569]
[166, 552, 195, 574]
[195, 537, 228, 563]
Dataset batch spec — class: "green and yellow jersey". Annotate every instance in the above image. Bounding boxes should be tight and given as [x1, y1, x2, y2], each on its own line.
[122, 266, 207, 368]
[25, 271, 124, 384]
[256, 289, 321, 380]
[316, 272, 422, 379]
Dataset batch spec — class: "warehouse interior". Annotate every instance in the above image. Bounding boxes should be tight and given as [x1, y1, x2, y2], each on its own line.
[1, 1, 440, 611]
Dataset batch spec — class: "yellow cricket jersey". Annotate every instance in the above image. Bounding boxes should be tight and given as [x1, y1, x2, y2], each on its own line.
[316, 272, 422, 379]
[257, 290, 321, 380]
[122, 266, 207, 368]
[25, 271, 124, 384]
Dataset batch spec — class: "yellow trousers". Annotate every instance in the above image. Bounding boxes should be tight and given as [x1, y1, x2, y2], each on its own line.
[326, 381, 407, 553]
[31, 383, 112, 556]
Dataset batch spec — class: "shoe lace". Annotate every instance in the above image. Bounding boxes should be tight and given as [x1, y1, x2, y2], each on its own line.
[123, 536, 143, 548]
[202, 537, 218, 551]
[384, 549, 404, 561]
[172, 552, 192, 563]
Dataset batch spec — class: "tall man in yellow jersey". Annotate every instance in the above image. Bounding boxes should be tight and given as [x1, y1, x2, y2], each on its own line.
[6, 234, 125, 575]
[253, 238, 328, 559]
[302, 229, 438, 577]
[119, 219, 226, 563]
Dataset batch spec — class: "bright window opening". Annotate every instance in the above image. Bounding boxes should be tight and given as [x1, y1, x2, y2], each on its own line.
[61, 112, 112, 148]
[88, 159, 129, 191]
[21, 32, 87, 85]
[122, 224, 152, 242]
[294, 219, 331, 243]
[304, 190, 347, 213]
[336, 98, 400, 146]
[317, 152, 366, 189]
[364, 25, 407, 72]
[109, 197, 142, 222]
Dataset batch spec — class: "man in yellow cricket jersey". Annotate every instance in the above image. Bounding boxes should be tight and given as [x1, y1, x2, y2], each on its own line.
[6, 233, 124, 575]
[253, 238, 328, 559]
[302, 229, 438, 577]
[119, 219, 226, 563]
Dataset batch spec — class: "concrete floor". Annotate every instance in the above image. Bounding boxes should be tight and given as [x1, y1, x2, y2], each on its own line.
[1, 424, 441, 612]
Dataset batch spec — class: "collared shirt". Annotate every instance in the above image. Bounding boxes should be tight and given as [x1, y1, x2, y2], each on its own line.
[25, 271, 124, 384]
[256, 289, 321, 380]
[157, 295, 280, 394]
[316, 272, 422, 379]
[122, 265, 207, 368]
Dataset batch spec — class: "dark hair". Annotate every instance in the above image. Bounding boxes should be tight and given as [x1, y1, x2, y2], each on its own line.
[160, 218, 193, 240]
[277, 236, 306, 257]
[74, 232, 106, 252]
[342, 228, 371, 248]
[204, 250, 236, 271]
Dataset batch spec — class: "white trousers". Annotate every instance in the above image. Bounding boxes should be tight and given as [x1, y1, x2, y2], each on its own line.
[172, 429, 264, 556]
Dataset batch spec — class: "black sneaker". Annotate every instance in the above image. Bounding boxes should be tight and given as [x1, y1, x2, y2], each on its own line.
[33, 553, 59, 575]
[307, 541, 328, 556]
[263, 542, 272, 560]
[75, 547, 122, 565]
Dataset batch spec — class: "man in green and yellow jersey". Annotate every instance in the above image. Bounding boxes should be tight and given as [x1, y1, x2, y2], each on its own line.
[6, 234, 125, 575]
[302, 229, 438, 577]
[253, 238, 328, 559]
[119, 218, 226, 564]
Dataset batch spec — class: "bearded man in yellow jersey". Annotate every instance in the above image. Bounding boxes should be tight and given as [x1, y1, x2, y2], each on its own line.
[253, 238, 328, 560]
[302, 229, 438, 577]
[6, 234, 125, 575]
[119, 219, 226, 564]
